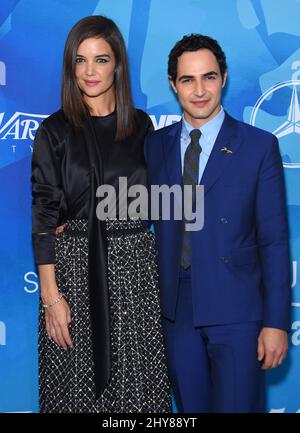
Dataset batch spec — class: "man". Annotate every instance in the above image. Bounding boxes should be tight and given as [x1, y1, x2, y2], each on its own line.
[144, 34, 291, 413]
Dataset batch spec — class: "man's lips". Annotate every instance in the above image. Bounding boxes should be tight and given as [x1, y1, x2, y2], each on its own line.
[191, 100, 209, 107]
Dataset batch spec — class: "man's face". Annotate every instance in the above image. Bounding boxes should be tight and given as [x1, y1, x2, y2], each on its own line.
[170, 48, 227, 127]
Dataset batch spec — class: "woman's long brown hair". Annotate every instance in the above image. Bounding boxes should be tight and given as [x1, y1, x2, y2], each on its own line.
[61, 15, 136, 140]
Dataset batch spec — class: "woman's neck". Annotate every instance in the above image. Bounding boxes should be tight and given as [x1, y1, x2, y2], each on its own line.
[85, 92, 116, 117]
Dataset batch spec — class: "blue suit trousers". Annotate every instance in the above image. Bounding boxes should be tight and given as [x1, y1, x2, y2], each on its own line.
[162, 268, 266, 413]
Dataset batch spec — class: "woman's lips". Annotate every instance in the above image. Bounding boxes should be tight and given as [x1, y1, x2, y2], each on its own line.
[84, 80, 100, 87]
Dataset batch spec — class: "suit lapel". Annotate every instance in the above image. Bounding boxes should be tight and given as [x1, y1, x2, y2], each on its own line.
[162, 120, 182, 186]
[200, 112, 242, 195]
[162, 114, 243, 196]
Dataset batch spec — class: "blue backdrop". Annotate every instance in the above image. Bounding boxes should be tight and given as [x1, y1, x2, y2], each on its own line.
[0, 0, 299, 413]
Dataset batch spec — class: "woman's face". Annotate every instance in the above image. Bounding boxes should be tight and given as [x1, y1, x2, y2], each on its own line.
[75, 37, 116, 103]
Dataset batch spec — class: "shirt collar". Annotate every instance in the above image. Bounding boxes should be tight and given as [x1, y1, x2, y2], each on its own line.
[182, 106, 225, 143]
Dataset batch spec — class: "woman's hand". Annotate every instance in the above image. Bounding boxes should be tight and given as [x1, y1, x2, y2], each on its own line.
[39, 264, 73, 350]
[44, 296, 74, 350]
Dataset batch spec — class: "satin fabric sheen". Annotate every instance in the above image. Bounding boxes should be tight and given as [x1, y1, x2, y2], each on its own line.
[32, 108, 153, 397]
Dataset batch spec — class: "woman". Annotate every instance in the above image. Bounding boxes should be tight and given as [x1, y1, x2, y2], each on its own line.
[32, 15, 171, 413]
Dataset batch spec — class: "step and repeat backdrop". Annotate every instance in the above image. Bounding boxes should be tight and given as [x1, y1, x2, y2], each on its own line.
[0, 0, 299, 413]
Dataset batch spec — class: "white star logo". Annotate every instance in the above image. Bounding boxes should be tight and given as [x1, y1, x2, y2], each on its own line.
[272, 86, 300, 138]
[250, 80, 300, 169]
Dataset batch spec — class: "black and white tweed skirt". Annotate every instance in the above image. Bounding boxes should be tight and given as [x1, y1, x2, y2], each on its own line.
[38, 218, 171, 413]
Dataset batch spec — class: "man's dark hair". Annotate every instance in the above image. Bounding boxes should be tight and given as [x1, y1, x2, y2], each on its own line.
[168, 34, 227, 82]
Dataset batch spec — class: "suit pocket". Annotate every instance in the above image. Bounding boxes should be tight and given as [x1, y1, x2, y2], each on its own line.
[231, 245, 258, 266]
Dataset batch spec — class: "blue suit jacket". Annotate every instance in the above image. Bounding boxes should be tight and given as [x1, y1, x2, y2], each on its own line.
[145, 113, 291, 331]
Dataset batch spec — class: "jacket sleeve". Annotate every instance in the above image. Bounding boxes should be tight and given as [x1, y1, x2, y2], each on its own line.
[31, 122, 64, 265]
[255, 135, 291, 331]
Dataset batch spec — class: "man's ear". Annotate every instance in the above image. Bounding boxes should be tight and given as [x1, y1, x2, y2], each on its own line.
[222, 70, 227, 88]
[169, 76, 177, 94]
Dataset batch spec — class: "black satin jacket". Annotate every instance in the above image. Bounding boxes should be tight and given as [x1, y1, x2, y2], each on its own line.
[31, 108, 153, 396]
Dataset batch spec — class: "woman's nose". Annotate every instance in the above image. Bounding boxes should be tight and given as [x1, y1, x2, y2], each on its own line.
[85, 61, 96, 75]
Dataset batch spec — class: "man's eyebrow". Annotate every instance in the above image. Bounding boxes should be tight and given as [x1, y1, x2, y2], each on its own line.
[177, 71, 219, 81]
[203, 71, 219, 77]
[177, 75, 194, 81]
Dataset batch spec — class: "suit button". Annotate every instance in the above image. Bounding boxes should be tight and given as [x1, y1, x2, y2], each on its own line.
[220, 217, 228, 224]
[221, 256, 230, 263]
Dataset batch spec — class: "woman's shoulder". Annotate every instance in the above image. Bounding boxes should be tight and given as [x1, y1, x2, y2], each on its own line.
[42, 108, 69, 131]
[37, 109, 74, 145]
[134, 108, 153, 132]
[135, 108, 150, 122]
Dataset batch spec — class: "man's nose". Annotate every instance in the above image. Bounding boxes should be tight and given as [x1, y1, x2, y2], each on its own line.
[194, 79, 205, 96]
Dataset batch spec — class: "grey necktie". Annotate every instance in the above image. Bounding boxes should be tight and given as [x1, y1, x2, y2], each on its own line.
[181, 129, 202, 269]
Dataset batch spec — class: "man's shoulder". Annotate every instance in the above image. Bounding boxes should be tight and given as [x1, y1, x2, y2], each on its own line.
[230, 115, 276, 143]
[147, 121, 181, 140]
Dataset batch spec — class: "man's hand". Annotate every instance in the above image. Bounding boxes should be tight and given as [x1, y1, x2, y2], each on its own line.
[55, 224, 66, 235]
[257, 327, 288, 370]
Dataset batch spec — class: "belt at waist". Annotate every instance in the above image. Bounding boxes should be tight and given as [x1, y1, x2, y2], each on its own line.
[62, 217, 147, 237]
